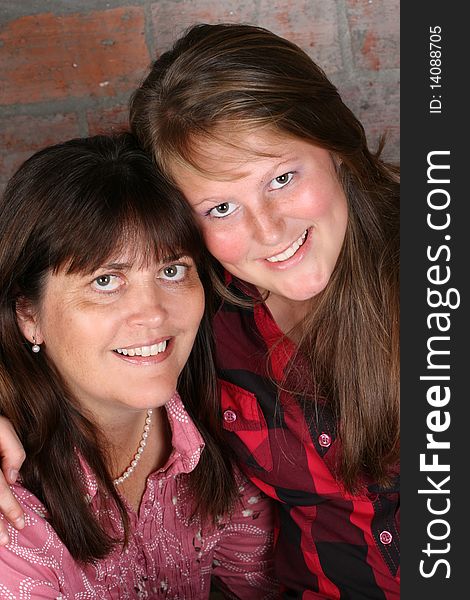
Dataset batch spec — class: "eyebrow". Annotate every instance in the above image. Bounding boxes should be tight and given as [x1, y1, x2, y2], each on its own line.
[100, 253, 187, 271]
[191, 156, 300, 207]
[160, 252, 187, 263]
[101, 262, 133, 270]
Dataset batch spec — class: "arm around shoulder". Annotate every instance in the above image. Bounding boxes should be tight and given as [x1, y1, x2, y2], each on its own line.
[0, 485, 68, 599]
[0, 416, 26, 542]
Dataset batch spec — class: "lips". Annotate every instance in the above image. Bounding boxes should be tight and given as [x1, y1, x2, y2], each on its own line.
[113, 340, 168, 357]
[265, 229, 308, 263]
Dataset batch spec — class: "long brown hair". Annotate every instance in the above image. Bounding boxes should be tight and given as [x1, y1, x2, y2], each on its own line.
[0, 133, 236, 562]
[130, 23, 400, 492]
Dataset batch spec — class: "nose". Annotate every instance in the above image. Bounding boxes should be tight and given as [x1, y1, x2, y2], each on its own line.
[250, 204, 286, 246]
[126, 285, 169, 328]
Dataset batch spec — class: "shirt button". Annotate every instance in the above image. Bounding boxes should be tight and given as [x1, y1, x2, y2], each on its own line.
[318, 433, 331, 448]
[380, 530, 393, 545]
[223, 409, 237, 423]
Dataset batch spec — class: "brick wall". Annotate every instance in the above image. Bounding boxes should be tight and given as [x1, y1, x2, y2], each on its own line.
[0, 0, 399, 193]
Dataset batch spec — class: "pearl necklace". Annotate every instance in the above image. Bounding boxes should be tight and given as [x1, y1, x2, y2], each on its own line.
[113, 408, 153, 486]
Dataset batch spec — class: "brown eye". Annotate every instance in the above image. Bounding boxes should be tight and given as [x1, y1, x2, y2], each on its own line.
[271, 172, 294, 189]
[209, 202, 237, 218]
[164, 266, 178, 278]
[160, 264, 188, 281]
[92, 274, 121, 292]
[96, 275, 111, 286]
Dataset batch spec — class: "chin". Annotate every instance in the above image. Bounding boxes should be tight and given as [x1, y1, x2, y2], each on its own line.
[295, 274, 332, 300]
[134, 383, 178, 409]
[278, 283, 326, 302]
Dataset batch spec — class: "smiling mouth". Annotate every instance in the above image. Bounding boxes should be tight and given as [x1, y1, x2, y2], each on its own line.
[113, 340, 168, 357]
[265, 229, 308, 263]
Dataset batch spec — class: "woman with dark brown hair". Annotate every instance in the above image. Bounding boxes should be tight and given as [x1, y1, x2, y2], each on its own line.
[127, 24, 400, 599]
[0, 132, 276, 598]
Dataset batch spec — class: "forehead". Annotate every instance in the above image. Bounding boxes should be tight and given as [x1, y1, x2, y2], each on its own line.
[171, 127, 303, 183]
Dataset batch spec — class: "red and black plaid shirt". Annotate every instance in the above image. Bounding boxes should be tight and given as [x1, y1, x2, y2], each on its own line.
[214, 275, 400, 599]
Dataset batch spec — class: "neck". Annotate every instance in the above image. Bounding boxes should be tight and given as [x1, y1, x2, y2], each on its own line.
[107, 406, 172, 511]
[264, 293, 311, 338]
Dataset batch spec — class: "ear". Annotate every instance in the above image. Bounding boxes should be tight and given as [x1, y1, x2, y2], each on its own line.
[15, 297, 43, 345]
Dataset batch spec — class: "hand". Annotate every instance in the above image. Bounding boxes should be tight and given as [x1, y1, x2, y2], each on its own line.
[0, 416, 26, 545]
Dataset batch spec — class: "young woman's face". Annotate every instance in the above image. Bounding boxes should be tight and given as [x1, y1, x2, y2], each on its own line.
[171, 130, 348, 303]
[19, 251, 204, 417]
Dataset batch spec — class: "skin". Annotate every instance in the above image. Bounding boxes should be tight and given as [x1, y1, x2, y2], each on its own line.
[172, 129, 349, 332]
[0, 420, 25, 541]
[13, 250, 205, 513]
[19, 253, 204, 422]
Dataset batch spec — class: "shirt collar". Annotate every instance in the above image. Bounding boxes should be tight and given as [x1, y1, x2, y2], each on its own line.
[162, 392, 205, 477]
[79, 392, 205, 501]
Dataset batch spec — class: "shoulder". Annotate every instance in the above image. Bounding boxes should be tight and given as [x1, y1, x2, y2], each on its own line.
[228, 469, 275, 532]
[214, 468, 275, 548]
[210, 470, 278, 598]
[0, 483, 83, 597]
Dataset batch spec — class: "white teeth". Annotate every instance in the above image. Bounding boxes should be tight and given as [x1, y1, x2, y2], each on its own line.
[114, 341, 168, 356]
[266, 230, 308, 263]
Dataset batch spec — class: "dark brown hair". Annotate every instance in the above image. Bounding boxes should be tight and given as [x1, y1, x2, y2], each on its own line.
[0, 132, 236, 562]
[130, 23, 400, 492]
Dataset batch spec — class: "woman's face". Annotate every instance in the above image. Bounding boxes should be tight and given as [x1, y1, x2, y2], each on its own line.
[19, 251, 204, 416]
[171, 130, 349, 304]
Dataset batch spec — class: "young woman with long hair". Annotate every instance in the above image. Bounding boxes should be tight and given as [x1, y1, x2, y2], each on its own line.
[129, 24, 400, 598]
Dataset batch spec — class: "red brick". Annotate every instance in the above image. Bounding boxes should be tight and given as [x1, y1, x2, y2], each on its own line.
[257, 0, 343, 73]
[150, 0, 342, 75]
[339, 73, 400, 163]
[346, 0, 400, 70]
[150, 0, 257, 56]
[87, 105, 129, 136]
[0, 8, 150, 105]
[0, 113, 80, 190]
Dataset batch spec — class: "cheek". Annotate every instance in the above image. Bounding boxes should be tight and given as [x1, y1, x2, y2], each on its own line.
[301, 185, 349, 237]
[298, 181, 336, 219]
[40, 302, 110, 357]
[39, 314, 82, 371]
[200, 224, 248, 265]
[37, 302, 67, 345]
[178, 284, 205, 334]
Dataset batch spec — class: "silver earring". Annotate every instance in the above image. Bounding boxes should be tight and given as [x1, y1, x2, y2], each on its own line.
[31, 336, 41, 353]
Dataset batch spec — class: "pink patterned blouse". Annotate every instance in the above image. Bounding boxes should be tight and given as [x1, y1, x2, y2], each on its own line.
[0, 393, 278, 599]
